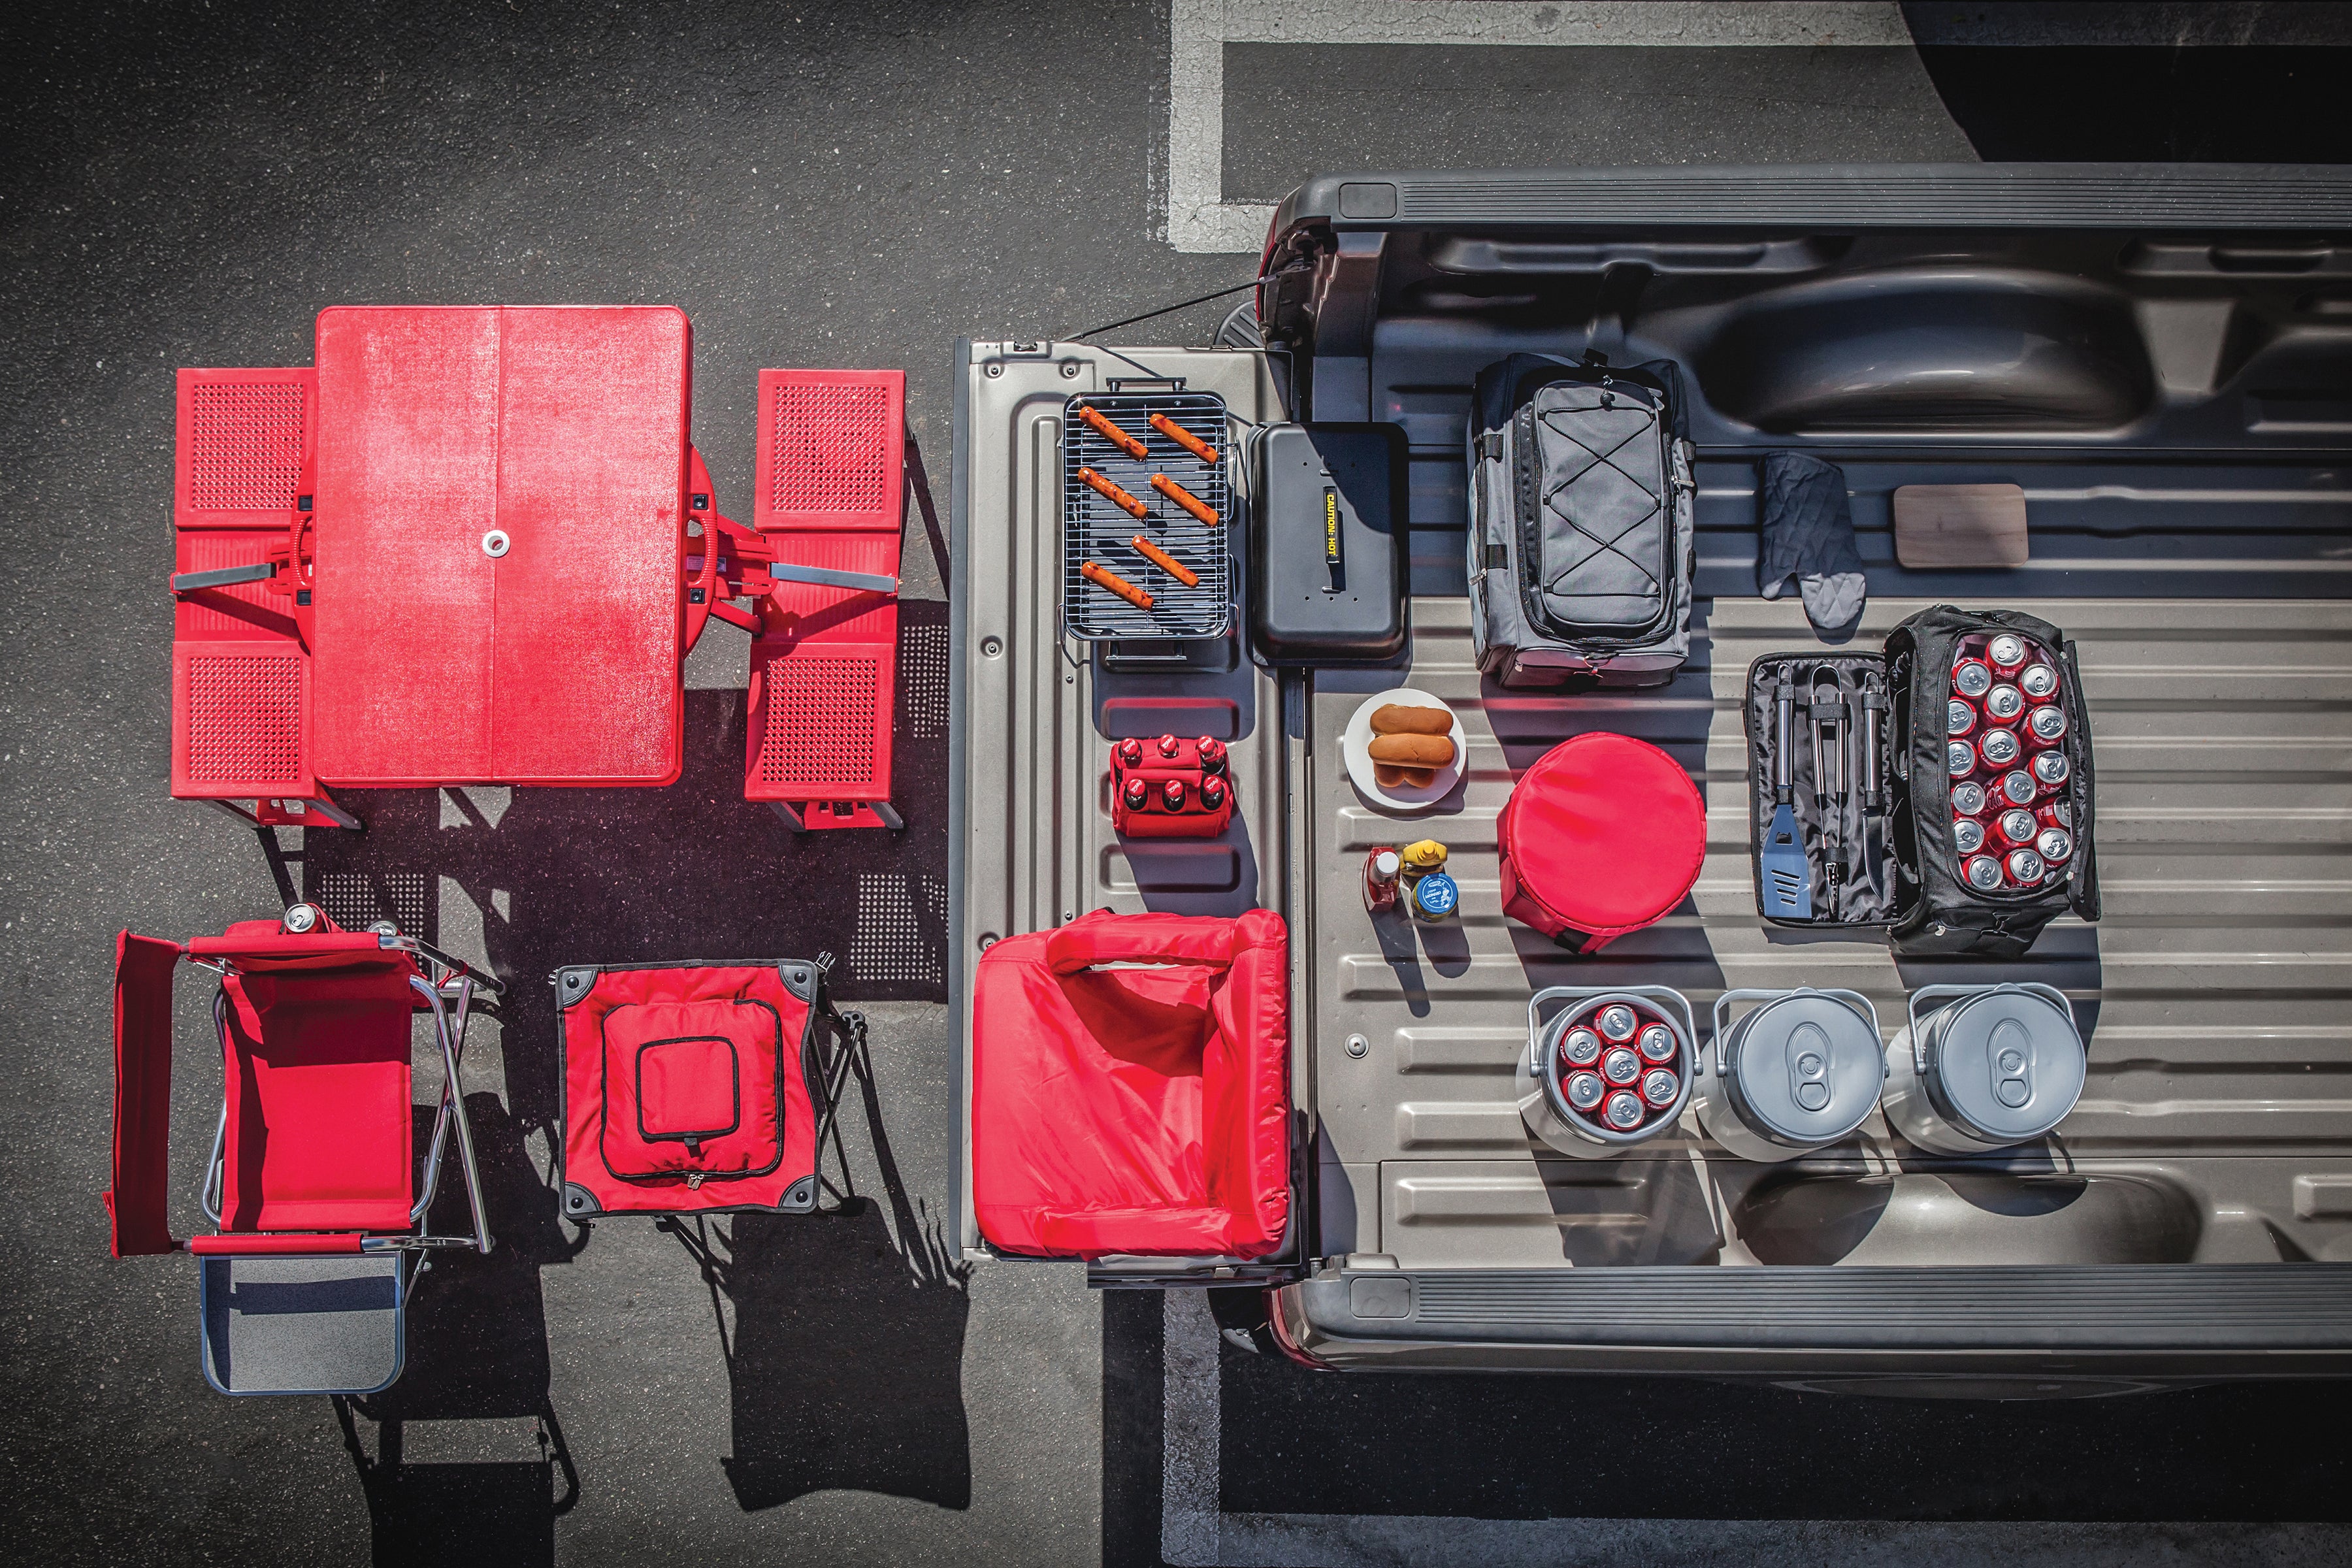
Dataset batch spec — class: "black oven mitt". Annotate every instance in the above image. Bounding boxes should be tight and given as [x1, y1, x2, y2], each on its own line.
[1757, 451, 1866, 635]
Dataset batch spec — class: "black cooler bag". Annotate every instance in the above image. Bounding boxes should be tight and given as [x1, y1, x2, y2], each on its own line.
[1467, 353, 1696, 689]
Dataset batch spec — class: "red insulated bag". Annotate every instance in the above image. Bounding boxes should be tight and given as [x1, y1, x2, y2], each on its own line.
[1497, 732, 1707, 952]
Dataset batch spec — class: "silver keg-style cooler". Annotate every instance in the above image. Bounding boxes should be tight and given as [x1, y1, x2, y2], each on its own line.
[1516, 987, 1697, 1159]
[1882, 983, 2087, 1154]
[1693, 988, 1884, 1162]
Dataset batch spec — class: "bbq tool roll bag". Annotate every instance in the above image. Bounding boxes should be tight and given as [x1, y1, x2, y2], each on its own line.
[1467, 353, 1697, 689]
[1886, 606, 2100, 958]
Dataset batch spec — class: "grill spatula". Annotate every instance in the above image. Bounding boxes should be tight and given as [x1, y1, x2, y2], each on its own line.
[1761, 682, 1812, 919]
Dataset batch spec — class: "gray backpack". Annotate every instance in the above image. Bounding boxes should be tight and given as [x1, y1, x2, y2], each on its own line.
[1467, 353, 1697, 689]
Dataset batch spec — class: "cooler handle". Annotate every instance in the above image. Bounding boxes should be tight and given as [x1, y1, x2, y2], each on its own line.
[1709, 987, 1882, 1081]
[1903, 981, 2073, 1076]
[1525, 985, 1698, 1077]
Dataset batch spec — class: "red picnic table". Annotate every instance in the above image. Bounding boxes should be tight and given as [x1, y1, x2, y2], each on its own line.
[167, 305, 905, 830]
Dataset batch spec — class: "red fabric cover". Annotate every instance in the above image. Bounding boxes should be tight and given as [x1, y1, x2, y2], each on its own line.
[221, 966, 419, 1232]
[188, 926, 408, 973]
[971, 909, 1290, 1260]
[110, 933, 186, 1257]
[561, 965, 815, 1214]
[189, 1232, 364, 1256]
[1497, 732, 1707, 949]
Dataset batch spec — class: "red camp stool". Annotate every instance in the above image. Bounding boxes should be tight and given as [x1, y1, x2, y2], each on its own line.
[552, 958, 863, 1219]
[1497, 732, 1707, 953]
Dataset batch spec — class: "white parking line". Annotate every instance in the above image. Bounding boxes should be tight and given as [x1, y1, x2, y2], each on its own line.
[1158, 1292, 2352, 1567]
[1164, 0, 1914, 252]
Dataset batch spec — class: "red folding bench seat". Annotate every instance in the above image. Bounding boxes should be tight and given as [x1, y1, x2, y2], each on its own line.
[553, 958, 862, 1219]
[970, 909, 1292, 1260]
[167, 368, 356, 829]
[108, 906, 498, 1395]
[743, 369, 906, 830]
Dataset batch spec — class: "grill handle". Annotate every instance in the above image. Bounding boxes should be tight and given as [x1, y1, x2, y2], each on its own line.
[1106, 376, 1186, 393]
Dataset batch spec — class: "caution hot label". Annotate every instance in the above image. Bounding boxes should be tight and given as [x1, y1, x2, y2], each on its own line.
[1324, 487, 1341, 566]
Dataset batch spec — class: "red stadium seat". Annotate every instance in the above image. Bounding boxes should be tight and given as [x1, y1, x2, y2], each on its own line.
[970, 909, 1291, 1260]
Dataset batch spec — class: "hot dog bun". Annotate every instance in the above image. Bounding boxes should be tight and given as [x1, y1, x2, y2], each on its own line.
[1370, 704, 1452, 737]
[1373, 763, 1437, 791]
[1367, 733, 1456, 767]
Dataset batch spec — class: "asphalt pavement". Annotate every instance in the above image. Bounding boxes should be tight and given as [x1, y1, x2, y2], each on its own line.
[5, 3, 2351, 1565]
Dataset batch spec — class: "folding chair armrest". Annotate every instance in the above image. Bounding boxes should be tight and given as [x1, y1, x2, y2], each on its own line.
[190, 1233, 365, 1256]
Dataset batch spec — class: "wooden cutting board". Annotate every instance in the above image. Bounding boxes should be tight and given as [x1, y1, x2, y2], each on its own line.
[1893, 483, 2029, 569]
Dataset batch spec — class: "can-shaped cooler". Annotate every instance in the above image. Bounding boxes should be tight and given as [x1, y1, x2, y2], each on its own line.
[1882, 983, 2087, 1154]
[1694, 988, 1884, 1162]
[1516, 986, 1697, 1158]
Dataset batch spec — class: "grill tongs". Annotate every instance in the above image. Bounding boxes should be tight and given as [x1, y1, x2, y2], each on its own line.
[1807, 670, 1846, 919]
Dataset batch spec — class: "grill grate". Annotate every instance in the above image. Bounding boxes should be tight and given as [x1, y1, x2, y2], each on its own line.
[772, 381, 892, 514]
[186, 653, 303, 785]
[190, 383, 306, 511]
[757, 655, 880, 787]
[1061, 390, 1230, 641]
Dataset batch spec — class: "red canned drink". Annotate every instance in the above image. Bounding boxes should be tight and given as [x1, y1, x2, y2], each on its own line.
[2000, 768, 2039, 808]
[1565, 1071, 1606, 1113]
[1951, 779, 1988, 815]
[2027, 705, 2068, 745]
[1639, 1067, 1679, 1108]
[1946, 698, 1977, 737]
[1977, 728, 2021, 769]
[1596, 1004, 1638, 1043]
[2006, 847, 2046, 884]
[2036, 826, 2074, 864]
[1987, 633, 2028, 673]
[2032, 749, 2070, 789]
[1999, 808, 2039, 846]
[1560, 1026, 1602, 1068]
[2019, 662, 2060, 700]
[1947, 740, 1978, 777]
[1636, 1023, 1676, 1064]
[1601, 1047, 1641, 1086]
[1964, 854, 2004, 892]
[1983, 683, 2025, 723]
[1953, 817, 1985, 855]
[2038, 798, 2073, 829]
[1952, 659, 1993, 699]
[1603, 1090, 1646, 1131]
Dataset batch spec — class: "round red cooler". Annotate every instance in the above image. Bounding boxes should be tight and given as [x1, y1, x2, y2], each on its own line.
[1497, 732, 1707, 952]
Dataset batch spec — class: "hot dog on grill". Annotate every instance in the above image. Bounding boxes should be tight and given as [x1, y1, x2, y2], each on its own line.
[1081, 560, 1153, 610]
[1129, 534, 1199, 588]
[1149, 414, 1218, 466]
[1150, 474, 1220, 527]
[1079, 466, 1150, 520]
[1076, 405, 1147, 460]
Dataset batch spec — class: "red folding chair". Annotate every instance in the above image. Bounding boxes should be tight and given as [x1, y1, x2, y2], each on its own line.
[109, 906, 500, 1395]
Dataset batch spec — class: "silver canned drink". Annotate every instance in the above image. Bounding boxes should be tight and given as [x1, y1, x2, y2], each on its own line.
[1984, 683, 2025, 723]
[2037, 826, 2074, 864]
[2006, 847, 2046, 884]
[1999, 808, 2039, 846]
[1951, 779, 1987, 815]
[1978, 728, 2021, 768]
[1596, 1004, 1638, 1042]
[1954, 817, 1985, 855]
[1964, 854, 2004, 892]
[1561, 1026, 1603, 1067]
[1987, 633, 2027, 672]
[2019, 662, 2059, 700]
[1952, 659, 1993, 698]
[1947, 698, 1977, 737]
[2001, 768, 2039, 807]
[1640, 1068, 1680, 1108]
[1603, 1090, 1646, 1130]
[2032, 749, 2070, 789]
[2027, 705, 2068, 744]
[1602, 1046, 1642, 1086]
[1566, 1071, 1606, 1112]
[1947, 739, 1978, 777]
[1636, 1023, 1677, 1064]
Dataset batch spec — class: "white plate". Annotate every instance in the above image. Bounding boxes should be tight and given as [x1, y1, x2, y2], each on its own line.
[1343, 689, 1466, 812]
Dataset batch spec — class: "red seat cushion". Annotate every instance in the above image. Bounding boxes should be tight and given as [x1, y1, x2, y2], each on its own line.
[971, 909, 1290, 1260]
[1498, 732, 1707, 949]
[220, 967, 417, 1233]
[559, 964, 819, 1216]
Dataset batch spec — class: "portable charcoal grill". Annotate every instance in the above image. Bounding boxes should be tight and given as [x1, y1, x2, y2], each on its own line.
[1061, 386, 1232, 641]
